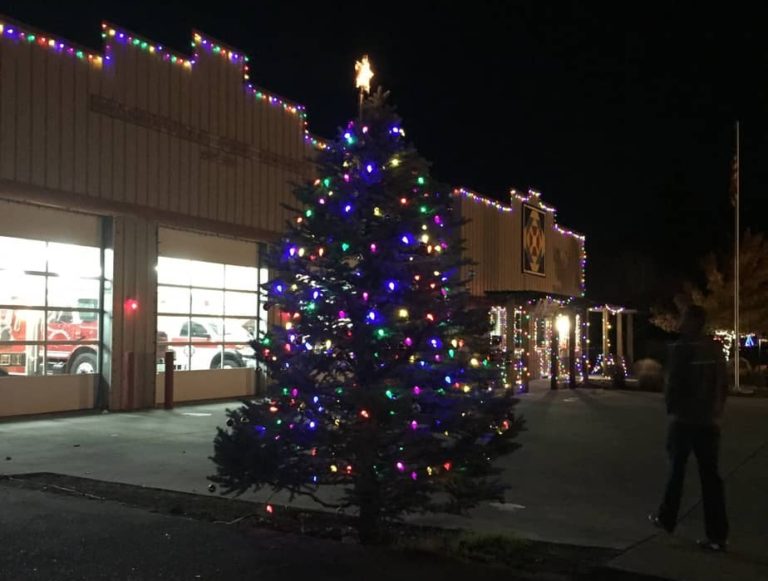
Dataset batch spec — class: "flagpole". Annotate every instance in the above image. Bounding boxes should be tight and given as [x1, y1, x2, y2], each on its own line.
[734, 121, 740, 391]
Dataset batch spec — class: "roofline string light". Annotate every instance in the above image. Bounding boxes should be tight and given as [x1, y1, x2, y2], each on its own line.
[454, 186, 586, 241]
[106, 22, 328, 151]
[0, 20, 103, 66]
[512, 189, 558, 214]
[102, 23, 307, 116]
[102, 23, 194, 68]
[590, 304, 627, 315]
[453, 188, 514, 213]
[189, 29, 327, 151]
[0, 18, 326, 151]
[454, 186, 587, 297]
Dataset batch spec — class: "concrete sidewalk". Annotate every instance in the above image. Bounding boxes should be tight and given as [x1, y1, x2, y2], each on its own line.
[1, 383, 766, 580]
[607, 438, 768, 581]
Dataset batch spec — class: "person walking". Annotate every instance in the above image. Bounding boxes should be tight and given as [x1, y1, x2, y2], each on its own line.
[649, 305, 729, 552]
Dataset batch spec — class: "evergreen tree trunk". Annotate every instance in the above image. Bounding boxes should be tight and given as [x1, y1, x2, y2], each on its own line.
[356, 478, 382, 545]
[356, 420, 383, 544]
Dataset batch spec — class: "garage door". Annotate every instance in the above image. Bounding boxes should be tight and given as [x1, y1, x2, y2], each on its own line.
[156, 227, 267, 403]
[0, 200, 103, 417]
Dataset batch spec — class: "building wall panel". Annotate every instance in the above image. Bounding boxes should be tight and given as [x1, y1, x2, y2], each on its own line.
[15, 40, 32, 184]
[459, 194, 584, 298]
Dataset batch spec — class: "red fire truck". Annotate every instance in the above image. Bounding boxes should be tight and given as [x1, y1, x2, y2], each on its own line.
[0, 301, 99, 376]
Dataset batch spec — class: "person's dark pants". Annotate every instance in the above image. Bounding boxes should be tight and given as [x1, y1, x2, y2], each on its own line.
[658, 420, 729, 542]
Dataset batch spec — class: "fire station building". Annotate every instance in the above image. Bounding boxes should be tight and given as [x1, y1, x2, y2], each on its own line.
[0, 18, 316, 417]
[0, 17, 601, 418]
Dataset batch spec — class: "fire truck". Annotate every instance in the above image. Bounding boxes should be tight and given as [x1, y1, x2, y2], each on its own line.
[0, 300, 99, 376]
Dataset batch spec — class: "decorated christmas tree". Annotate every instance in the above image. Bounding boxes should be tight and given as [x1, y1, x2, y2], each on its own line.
[210, 87, 522, 543]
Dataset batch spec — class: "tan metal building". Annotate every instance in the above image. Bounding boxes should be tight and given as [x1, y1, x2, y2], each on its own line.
[455, 188, 588, 391]
[0, 17, 318, 416]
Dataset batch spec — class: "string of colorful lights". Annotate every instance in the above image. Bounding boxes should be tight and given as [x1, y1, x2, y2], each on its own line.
[512, 189, 558, 214]
[453, 187, 514, 213]
[0, 18, 328, 151]
[454, 187, 587, 297]
[0, 20, 103, 66]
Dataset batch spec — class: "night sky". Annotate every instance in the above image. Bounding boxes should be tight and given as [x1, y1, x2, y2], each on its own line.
[6, 1, 767, 308]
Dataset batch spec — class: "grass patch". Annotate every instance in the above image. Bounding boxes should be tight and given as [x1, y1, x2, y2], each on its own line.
[396, 530, 530, 564]
[456, 531, 532, 563]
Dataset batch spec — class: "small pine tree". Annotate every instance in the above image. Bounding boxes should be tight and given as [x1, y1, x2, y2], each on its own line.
[210, 90, 522, 543]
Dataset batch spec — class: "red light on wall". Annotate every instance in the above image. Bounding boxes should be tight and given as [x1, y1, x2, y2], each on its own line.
[125, 298, 139, 312]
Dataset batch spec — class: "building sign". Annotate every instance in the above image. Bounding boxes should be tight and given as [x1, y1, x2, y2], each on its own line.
[89, 94, 305, 174]
[522, 204, 546, 276]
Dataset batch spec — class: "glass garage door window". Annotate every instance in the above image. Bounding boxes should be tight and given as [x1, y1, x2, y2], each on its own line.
[0, 236, 102, 376]
[157, 257, 267, 371]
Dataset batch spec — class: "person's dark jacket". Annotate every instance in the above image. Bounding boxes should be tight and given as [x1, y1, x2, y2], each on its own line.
[665, 336, 727, 425]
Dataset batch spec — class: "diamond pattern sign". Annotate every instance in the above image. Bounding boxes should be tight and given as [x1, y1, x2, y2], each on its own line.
[522, 204, 546, 276]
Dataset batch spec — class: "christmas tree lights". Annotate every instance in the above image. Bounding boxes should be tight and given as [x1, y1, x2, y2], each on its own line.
[210, 89, 522, 543]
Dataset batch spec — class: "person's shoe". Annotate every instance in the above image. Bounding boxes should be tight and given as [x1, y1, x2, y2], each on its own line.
[648, 512, 674, 533]
[697, 539, 728, 552]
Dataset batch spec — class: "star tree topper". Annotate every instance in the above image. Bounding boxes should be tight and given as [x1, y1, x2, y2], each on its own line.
[355, 55, 374, 93]
[355, 55, 374, 118]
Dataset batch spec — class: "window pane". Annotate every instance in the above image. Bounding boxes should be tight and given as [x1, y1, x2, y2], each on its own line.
[0, 343, 44, 376]
[189, 261, 224, 288]
[0, 272, 46, 306]
[188, 342, 225, 370]
[46, 345, 99, 375]
[188, 317, 224, 341]
[158, 257, 191, 286]
[47, 243, 101, 278]
[157, 328, 169, 363]
[0, 308, 45, 341]
[47, 310, 99, 343]
[259, 268, 269, 297]
[104, 248, 114, 282]
[47, 277, 100, 309]
[158, 286, 190, 315]
[192, 288, 224, 316]
[223, 319, 256, 368]
[158, 315, 190, 342]
[165, 344, 190, 371]
[224, 291, 256, 317]
[186, 343, 254, 370]
[213, 344, 255, 369]
[256, 309, 268, 337]
[223, 318, 255, 342]
[224, 265, 258, 291]
[0, 237, 46, 272]
[190, 321, 210, 338]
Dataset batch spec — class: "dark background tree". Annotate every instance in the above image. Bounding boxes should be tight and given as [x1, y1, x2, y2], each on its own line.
[651, 230, 768, 334]
[210, 91, 522, 543]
